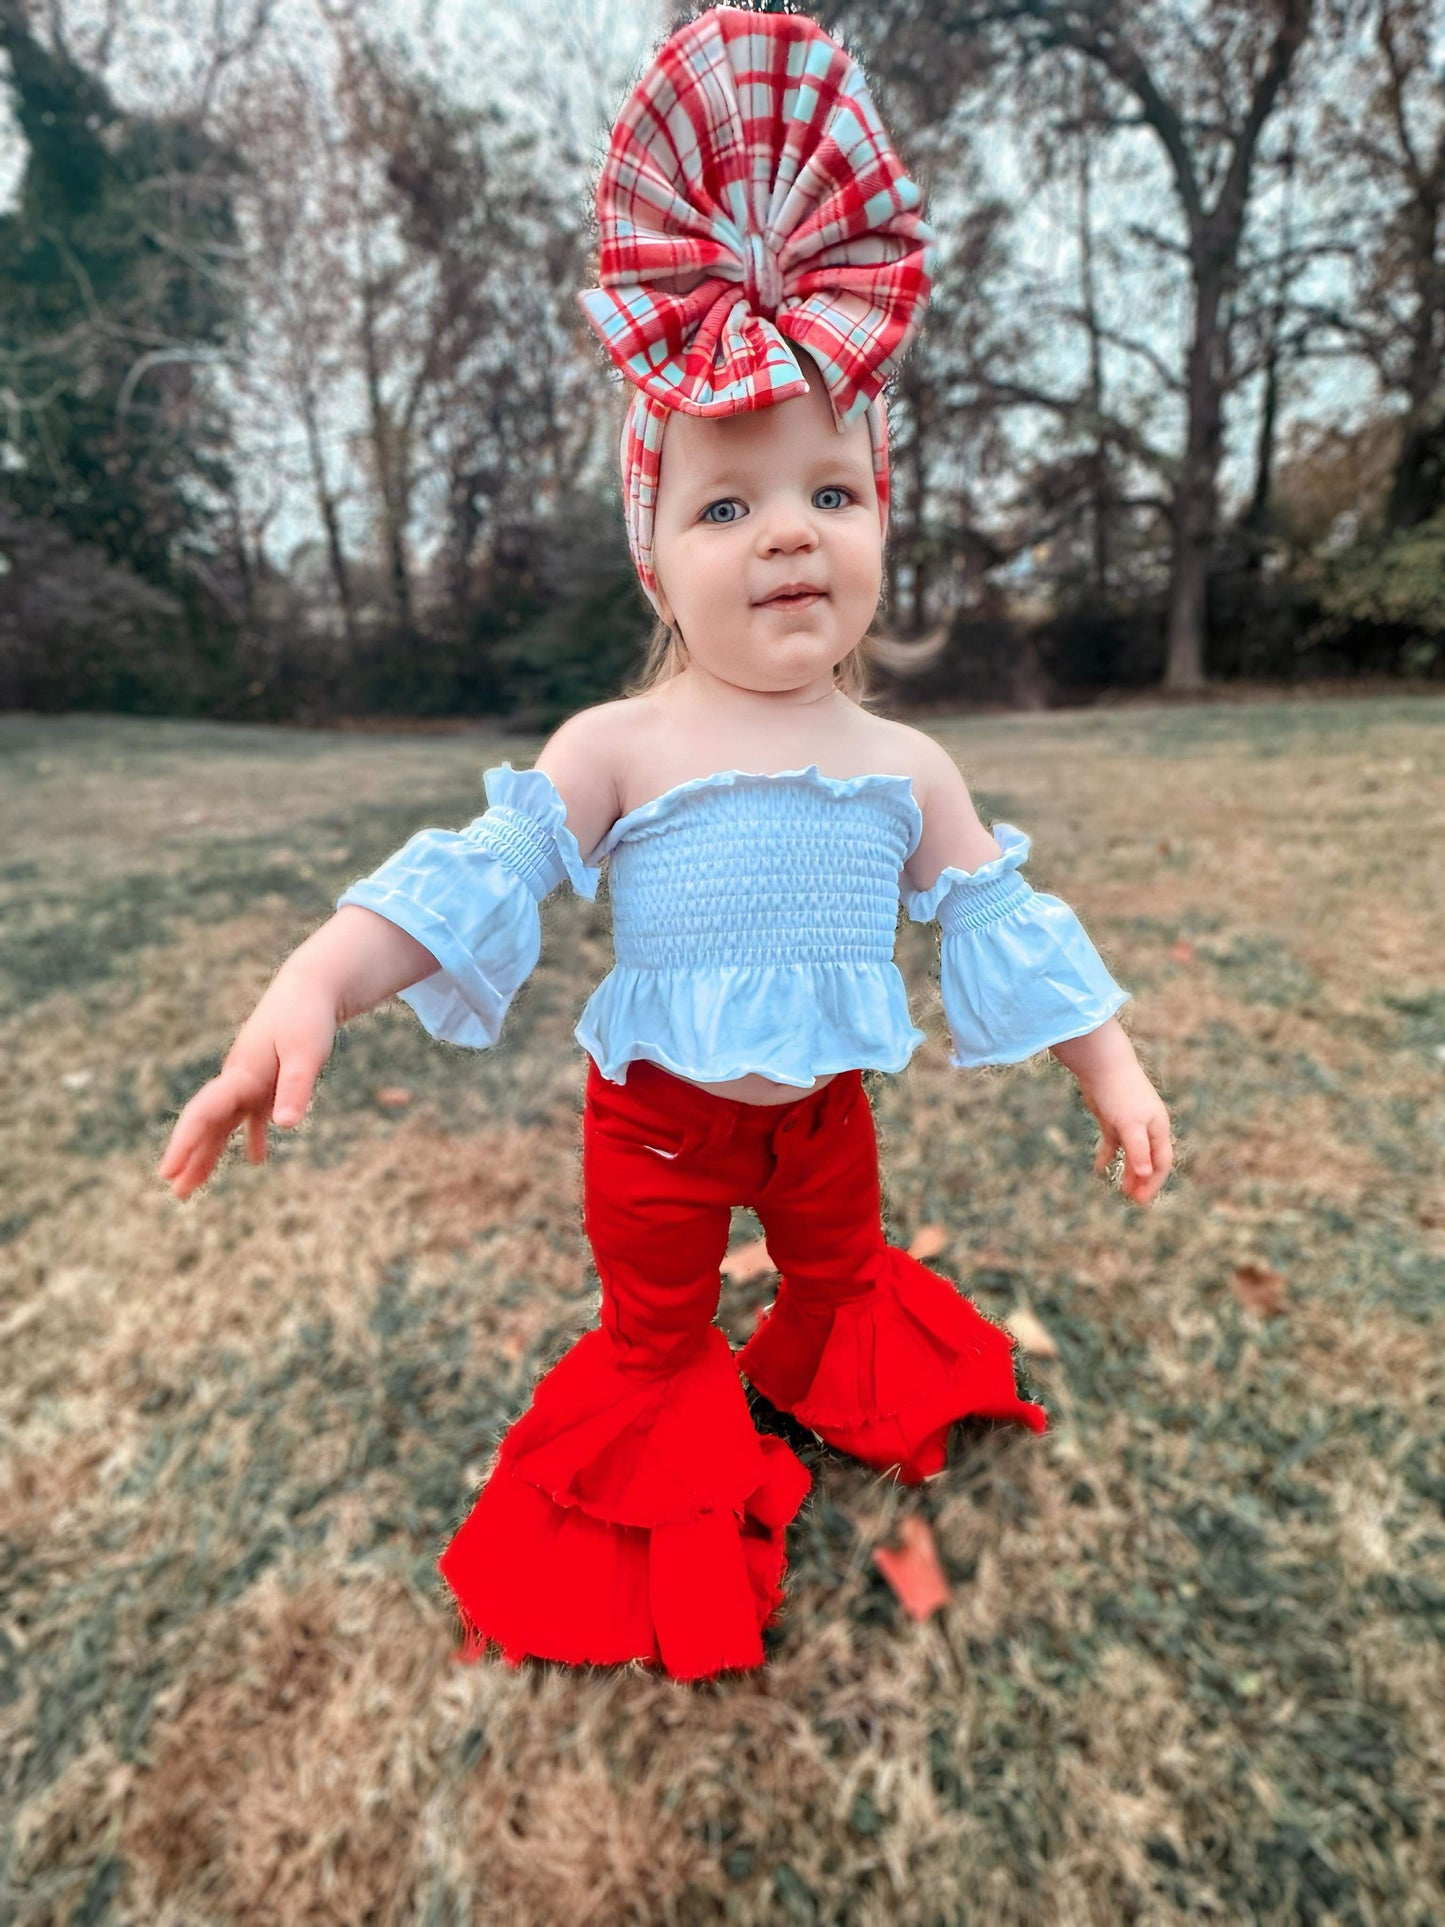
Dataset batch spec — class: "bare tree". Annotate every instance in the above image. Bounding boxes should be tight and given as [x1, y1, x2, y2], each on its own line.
[1292, 0, 1445, 532]
[219, 51, 365, 650]
[836, 0, 1328, 691]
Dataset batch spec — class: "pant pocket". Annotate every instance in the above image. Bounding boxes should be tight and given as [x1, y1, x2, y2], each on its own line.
[587, 1108, 705, 1162]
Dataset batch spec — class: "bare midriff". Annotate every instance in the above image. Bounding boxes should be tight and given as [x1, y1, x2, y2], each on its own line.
[667, 1067, 841, 1106]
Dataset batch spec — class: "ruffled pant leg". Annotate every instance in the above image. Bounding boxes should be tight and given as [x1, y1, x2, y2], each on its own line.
[437, 1069, 811, 1681]
[736, 1074, 1048, 1483]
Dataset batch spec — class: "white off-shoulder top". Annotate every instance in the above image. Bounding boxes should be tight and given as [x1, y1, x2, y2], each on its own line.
[335, 762, 1130, 1087]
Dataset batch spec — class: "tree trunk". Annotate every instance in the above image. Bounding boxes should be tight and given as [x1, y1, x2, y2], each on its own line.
[1379, 68, 1444, 532]
[1240, 341, 1283, 571]
[1384, 396, 1445, 533]
[1163, 490, 1212, 691]
[1077, 68, 1113, 597]
[1240, 128, 1298, 572]
[907, 371, 930, 632]
[298, 384, 359, 653]
[1164, 267, 1226, 692]
[358, 275, 413, 629]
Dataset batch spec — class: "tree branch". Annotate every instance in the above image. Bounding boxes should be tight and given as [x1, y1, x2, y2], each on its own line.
[966, 376, 1174, 476]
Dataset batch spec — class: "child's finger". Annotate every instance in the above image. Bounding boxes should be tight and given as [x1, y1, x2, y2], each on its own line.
[1120, 1121, 1154, 1181]
[158, 1109, 203, 1176]
[173, 1081, 238, 1151]
[170, 1164, 201, 1201]
[247, 1110, 268, 1163]
[158, 1116, 209, 1181]
[1147, 1113, 1173, 1184]
[273, 1050, 322, 1129]
[170, 1142, 216, 1199]
[183, 1110, 242, 1188]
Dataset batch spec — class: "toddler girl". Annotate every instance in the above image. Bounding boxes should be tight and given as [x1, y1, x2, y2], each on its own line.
[158, 5, 1172, 1683]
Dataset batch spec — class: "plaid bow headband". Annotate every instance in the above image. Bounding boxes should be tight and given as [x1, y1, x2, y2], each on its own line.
[576, 4, 936, 618]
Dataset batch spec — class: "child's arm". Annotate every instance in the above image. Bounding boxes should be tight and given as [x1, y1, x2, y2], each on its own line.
[903, 736, 1172, 1206]
[155, 906, 441, 1200]
[328, 711, 613, 1047]
[157, 711, 618, 1201]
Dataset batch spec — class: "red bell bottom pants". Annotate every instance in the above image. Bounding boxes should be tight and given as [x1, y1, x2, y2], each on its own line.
[437, 1057, 1047, 1683]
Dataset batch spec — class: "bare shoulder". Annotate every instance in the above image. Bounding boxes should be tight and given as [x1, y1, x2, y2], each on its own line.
[872, 719, 1001, 891]
[530, 700, 634, 866]
[858, 714, 961, 810]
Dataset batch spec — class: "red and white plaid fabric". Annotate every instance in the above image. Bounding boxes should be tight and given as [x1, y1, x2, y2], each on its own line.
[576, 4, 936, 617]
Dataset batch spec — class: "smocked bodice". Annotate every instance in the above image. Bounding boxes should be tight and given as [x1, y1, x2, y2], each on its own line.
[590, 767, 921, 971]
[558, 765, 928, 1086]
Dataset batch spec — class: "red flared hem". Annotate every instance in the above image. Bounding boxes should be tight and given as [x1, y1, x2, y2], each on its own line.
[437, 1324, 812, 1681]
[736, 1246, 1048, 1483]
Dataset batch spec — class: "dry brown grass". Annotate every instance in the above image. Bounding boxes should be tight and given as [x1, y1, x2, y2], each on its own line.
[2, 697, 1442, 1925]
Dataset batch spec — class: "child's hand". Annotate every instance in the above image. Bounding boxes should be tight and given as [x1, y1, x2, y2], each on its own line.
[156, 971, 338, 1200]
[1080, 1062, 1173, 1206]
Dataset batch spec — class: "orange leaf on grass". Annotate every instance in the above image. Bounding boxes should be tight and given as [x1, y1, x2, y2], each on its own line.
[907, 1223, 949, 1260]
[373, 1087, 413, 1109]
[1005, 1305, 1058, 1358]
[873, 1516, 953, 1623]
[1231, 1262, 1287, 1316]
[1170, 939, 1196, 964]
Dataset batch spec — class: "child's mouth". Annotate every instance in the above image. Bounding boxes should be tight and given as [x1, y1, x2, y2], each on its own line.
[762, 592, 824, 608]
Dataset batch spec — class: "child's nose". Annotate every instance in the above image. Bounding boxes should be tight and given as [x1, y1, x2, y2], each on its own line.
[759, 511, 820, 551]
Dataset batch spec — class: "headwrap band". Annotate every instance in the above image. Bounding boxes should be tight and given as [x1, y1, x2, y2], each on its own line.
[577, 4, 936, 618]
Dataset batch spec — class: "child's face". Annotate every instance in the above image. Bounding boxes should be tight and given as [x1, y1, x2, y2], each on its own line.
[650, 359, 882, 699]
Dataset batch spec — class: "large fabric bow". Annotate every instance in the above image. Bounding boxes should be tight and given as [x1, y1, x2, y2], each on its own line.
[575, 4, 936, 617]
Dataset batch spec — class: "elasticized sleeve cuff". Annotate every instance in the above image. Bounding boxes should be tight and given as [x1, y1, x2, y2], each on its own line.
[901, 822, 1034, 925]
[905, 824, 1131, 1066]
[332, 762, 602, 1048]
[336, 823, 543, 1048]
[480, 763, 602, 901]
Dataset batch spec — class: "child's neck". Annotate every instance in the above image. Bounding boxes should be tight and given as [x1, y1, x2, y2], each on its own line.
[662, 664, 847, 721]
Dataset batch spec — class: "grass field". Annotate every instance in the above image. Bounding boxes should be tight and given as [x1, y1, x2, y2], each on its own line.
[1, 695, 1441, 1926]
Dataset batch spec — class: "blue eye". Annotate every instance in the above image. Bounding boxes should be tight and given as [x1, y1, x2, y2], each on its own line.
[701, 489, 859, 527]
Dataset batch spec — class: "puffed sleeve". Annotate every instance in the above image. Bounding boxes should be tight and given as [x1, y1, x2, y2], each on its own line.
[901, 823, 1130, 1068]
[334, 763, 602, 1049]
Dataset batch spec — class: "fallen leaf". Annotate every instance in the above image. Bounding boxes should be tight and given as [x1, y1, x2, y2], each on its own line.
[720, 1236, 776, 1282]
[1005, 1305, 1058, 1358]
[1231, 1262, 1287, 1317]
[1170, 939, 1196, 964]
[373, 1087, 412, 1109]
[872, 1516, 953, 1623]
[970, 1248, 1016, 1271]
[908, 1223, 949, 1260]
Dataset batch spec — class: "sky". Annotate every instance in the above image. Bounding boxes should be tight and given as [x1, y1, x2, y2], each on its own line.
[0, 0, 1401, 570]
